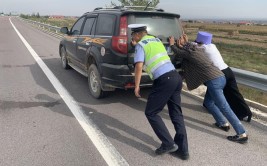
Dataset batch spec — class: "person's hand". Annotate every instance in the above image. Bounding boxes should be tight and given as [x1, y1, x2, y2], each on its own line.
[182, 34, 188, 43]
[169, 36, 175, 46]
[131, 40, 137, 46]
[178, 36, 185, 48]
[134, 86, 141, 98]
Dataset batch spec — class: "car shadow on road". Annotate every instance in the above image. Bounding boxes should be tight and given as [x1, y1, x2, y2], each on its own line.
[105, 89, 226, 138]
[82, 106, 160, 157]
[78, 88, 227, 152]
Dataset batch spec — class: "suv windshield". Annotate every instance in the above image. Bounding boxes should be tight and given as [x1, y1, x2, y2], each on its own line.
[134, 15, 182, 43]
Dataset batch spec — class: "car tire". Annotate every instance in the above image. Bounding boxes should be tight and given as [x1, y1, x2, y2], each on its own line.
[88, 64, 106, 99]
[60, 47, 70, 69]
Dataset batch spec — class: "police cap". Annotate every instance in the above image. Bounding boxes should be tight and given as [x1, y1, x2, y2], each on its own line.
[128, 24, 147, 33]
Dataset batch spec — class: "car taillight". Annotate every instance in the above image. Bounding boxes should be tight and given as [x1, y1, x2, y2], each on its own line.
[112, 16, 128, 54]
[124, 82, 135, 89]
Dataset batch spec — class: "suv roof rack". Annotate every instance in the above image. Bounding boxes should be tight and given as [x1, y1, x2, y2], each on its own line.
[93, 6, 164, 12]
[124, 6, 154, 9]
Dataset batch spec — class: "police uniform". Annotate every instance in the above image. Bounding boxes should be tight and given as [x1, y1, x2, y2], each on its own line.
[129, 24, 189, 156]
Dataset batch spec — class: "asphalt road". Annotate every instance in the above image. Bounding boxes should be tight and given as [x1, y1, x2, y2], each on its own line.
[0, 16, 266, 166]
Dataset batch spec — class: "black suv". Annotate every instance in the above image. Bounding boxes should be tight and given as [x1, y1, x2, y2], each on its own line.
[59, 6, 183, 98]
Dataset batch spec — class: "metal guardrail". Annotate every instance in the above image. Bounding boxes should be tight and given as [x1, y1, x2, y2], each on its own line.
[19, 17, 267, 93]
[19, 17, 64, 39]
[231, 67, 267, 92]
[20, 17, 61, 34]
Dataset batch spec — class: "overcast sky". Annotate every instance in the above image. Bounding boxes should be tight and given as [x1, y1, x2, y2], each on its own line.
[1, 0, 266, 20]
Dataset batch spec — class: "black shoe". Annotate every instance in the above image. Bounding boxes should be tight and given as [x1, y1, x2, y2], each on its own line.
[155, 144, 178, 155]
[247, 114, 252, 122]
[215, 123, 230, 132]
[227, 135, 248, 144]
[174, 150, 189, 160]
[239, 114, 252, 122]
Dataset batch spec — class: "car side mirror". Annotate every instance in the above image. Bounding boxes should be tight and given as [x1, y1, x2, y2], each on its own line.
[60, 27, 69, 34]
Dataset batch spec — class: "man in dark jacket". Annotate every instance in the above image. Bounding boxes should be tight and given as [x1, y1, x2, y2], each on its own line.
[169, 34, 248, 144]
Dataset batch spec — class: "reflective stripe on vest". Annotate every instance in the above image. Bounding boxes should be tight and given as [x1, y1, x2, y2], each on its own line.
[138, 35, 171, 79]
[138, 38, 161, 47]
[146, 52, 168, 66]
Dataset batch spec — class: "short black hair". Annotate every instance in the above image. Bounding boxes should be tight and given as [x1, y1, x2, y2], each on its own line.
[131, 30, 147, 36]
[131, 26, 147, 33]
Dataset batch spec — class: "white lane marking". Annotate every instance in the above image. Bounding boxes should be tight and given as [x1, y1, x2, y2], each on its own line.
[10, 18, 129, 166]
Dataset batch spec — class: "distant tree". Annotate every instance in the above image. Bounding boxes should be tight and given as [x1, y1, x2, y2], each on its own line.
[31, 12, 36, 17]
[20, 14, 25, 18]
[111, 0, 160, 9]
[36, 12, 40, 18]
[20, 14, 29, 19]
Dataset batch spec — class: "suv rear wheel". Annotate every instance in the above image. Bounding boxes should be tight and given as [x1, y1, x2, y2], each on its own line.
[88, 64, 106, 98]
[60, 47, 70, 69]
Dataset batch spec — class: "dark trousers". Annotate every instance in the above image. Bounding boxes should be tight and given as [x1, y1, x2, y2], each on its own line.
[222, 67, 252, 119]
[145, 70, 188, 153]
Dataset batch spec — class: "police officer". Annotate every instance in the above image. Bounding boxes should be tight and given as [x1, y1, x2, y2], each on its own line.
[128, 24, 189, 160]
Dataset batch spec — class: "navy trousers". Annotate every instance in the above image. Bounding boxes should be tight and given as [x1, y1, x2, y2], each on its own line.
[145, 70, 188, 153]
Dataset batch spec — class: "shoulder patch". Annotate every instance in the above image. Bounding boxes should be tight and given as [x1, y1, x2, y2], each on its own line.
[142, 40, 148, 44]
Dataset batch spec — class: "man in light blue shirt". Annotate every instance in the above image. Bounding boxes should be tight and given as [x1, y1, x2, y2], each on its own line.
[129, 24, 189, 160]
[134, 44, 175, 79]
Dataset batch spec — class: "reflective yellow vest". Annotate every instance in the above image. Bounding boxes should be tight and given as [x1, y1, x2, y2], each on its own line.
[138, 35, 171, 79]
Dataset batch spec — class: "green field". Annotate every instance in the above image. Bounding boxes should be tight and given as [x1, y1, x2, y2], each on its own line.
[184, 23, 267, 75]
[184, 22, 267, 105]
[21, 15, 77, 29]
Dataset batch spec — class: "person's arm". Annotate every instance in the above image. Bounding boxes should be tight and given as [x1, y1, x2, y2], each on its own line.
[170, 44, 190, 59]
[133, 44, 145, 98]
[169, 36, 190, 59]
[134, 62, 143, 98]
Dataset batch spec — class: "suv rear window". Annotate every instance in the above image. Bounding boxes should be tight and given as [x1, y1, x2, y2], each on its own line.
[134, 15, 182, 43]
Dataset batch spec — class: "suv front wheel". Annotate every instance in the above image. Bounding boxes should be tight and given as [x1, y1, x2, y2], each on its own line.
[88, 64, 106, 99]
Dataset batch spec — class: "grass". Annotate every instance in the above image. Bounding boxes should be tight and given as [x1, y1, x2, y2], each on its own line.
[212, 35, 267, 44]
[238, 85, 267, 105]
[186, 30, 267, 75]
[215, 43, 267, 74]
[184, 22, 267, 36]
[28, 17, 77, 29]
[184, 22, 267, 105]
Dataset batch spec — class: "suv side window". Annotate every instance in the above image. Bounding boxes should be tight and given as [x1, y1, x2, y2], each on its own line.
[81, 17, 96, 35]
[70, 17, 85, 35]
[95, 14, 116, 36]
